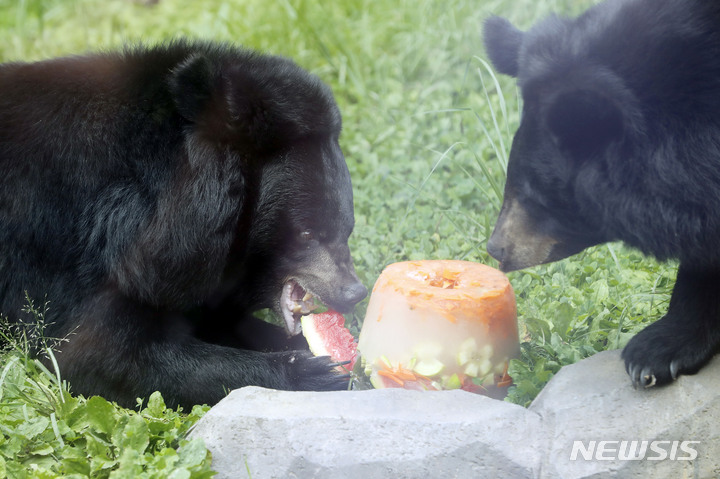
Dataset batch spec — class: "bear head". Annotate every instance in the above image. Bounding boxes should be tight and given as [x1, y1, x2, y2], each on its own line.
[169, 44, 367, 335]
[483, 14, 644, 271]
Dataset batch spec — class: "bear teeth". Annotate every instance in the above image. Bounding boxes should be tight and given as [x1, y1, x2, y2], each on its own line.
[281, 280, 320, 335]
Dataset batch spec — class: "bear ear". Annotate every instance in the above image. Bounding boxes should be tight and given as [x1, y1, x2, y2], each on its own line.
[546, 89, 624, 159]
[483, 16, 524, 77]
[222, 70, 271, 141]
[169, 54, 215, 122]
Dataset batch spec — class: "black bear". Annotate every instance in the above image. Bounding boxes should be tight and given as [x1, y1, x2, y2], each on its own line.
[0, 40, 368, 409]
[483, 0, 720, 388]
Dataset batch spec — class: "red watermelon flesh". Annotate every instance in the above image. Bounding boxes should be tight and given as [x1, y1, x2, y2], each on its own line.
[301, 310, 358, 371]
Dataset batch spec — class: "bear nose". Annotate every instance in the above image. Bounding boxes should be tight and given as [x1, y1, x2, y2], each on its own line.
[342, 281, 368, 307]
[487, 236, 505, 263]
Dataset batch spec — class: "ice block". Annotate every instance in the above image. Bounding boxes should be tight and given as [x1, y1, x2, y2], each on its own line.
[357, 260, 519, 395]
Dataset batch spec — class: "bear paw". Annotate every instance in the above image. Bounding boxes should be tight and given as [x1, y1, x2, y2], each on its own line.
[621, 314, 718, 389]
[278, 351, 351, 391]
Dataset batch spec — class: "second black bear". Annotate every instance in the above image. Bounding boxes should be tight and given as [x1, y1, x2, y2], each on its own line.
[0, 40, 367, 409]
[484, 0, 720, 388]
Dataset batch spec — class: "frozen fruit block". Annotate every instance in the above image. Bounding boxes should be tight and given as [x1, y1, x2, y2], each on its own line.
[357, 260, 518, 396]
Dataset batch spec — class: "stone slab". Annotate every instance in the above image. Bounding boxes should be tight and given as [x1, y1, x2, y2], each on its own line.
[531, 350, 720, 479]
[190, 350, 720, 478]
[190, 387, 542, 479]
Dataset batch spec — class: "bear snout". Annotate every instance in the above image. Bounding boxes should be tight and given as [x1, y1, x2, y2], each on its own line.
[338, 280, 368, 311]
[488, 197, 562, 272]
[486, 234, 506, 266]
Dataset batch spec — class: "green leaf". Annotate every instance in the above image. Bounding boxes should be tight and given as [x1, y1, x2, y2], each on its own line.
[110, 449, 144, 479]
[114, 414, 150, 453]
[5, 461, 26, 479]
[148, 447, 180, 472]
[146, 391, 167, 418]
[552, 302, 576, 340]
[56, 445, 91, 476]
[593, 278, 610, 303]
[86, 396, 118, 435]
[18, 417, 49, 440]
[85, 430, 116, 472]
[167, 469, 192, 479]
[177, 439, 210, 469]
[56, 390, 80, 419]
[28, 443, 54, 456]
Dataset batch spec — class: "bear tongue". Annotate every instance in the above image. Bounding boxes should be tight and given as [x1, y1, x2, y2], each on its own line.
[281, 280, 318, 335]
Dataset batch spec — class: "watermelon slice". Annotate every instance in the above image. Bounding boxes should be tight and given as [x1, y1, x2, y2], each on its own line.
[301, 311, 358, 372]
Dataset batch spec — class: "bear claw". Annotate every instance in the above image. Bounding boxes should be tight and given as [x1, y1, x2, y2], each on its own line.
[642, 371, 657, 388]
[670, 360, 680, 380]
[628, 364, 653, 389]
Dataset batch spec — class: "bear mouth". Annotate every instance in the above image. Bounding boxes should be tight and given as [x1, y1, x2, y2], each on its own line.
[280, 279, 320, 336]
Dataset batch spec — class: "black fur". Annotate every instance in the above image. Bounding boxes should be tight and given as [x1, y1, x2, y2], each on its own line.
[0, 40, 367, 409]
[484, 0, 720, 388]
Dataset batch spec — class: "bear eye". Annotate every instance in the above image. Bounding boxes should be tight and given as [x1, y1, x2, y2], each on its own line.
[299, 230, 314, 242]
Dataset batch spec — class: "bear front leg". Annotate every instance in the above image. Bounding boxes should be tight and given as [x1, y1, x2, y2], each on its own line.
[622, 264, 720, 388]
[56, 288, 349, 409]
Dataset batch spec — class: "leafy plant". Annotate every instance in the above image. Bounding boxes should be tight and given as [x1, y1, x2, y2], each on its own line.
[0, 313, 213, 478]
[503, 248, 674, 406]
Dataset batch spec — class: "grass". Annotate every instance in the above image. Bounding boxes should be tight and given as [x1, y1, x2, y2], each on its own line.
[0, 0, 675, 475]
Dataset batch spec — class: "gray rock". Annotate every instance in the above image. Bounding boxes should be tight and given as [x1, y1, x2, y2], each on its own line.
[190, 387, 542, 479]
[190, 349, 720, 479]
[531, 349, 720, 479]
